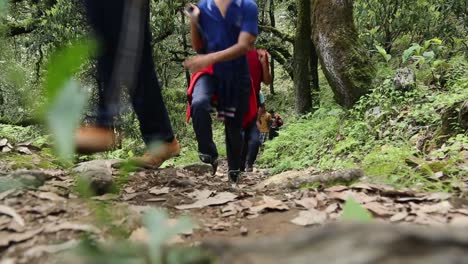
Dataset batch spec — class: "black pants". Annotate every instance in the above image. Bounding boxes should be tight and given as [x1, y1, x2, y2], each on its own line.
[84, 0, 174, 145]
[240, 118, 261, 170]
[191, 75, 250, 171]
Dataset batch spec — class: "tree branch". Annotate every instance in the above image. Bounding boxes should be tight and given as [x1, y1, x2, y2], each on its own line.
[259, 24, 295, 43]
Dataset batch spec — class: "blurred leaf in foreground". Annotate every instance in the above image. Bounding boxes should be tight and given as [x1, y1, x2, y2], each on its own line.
[47, 80, 88, 160]
[44, 40, 95, 106]
[340, 198, 373, 222]
[43, 40, 95, 160]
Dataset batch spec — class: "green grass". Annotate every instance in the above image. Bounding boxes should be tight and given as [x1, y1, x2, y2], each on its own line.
[258, 56, 468, 192]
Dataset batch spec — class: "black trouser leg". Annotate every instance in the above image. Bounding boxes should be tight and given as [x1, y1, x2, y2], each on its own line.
[190, 75, 218, 159]
[84, 0, 174, 145]
[225, 77, 250, 171]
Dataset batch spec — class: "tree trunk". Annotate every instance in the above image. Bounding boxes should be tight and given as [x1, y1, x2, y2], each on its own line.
[312, 0, 374, 108]
[293, 0, 312, 114]
[309, 37, 319, 108]
[268, 0, 276, 95]
[180, 10, 191, 86]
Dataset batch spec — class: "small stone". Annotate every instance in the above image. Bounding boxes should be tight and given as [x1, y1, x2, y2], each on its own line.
[240, 226, 248, 236]
[394, 67, 416, 92]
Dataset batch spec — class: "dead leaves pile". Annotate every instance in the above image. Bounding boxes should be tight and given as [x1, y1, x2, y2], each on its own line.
[0, 170, 97, 263]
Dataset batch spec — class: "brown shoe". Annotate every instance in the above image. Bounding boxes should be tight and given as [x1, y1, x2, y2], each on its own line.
[131, 138, 180, 169]
[75, 126, 116, 154]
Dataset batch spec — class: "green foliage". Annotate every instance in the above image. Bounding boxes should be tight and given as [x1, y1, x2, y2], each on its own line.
[44, 40, 95, 106]
[375, 44, 391, 62]
[340, 198, 373, 222]
[260, 56, 467, 192]
[355, 0, 466, 53]
[402, 38, 443, 66]
[70, 209, 208, 264]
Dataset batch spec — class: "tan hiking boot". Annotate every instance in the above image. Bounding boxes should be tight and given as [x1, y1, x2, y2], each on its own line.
[75, 126, 116, 154]
[132, 138, 180, 169]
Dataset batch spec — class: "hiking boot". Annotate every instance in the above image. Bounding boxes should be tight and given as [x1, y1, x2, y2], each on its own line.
[228, 170, 241, 183]
[199, 153, 218, 175]
[245, 164, 253, 172]
[131, 138, 180, 169]
[75, 126, 116, 154]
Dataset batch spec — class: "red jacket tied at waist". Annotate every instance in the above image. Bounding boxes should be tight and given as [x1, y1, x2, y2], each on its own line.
[186, 65, 258, 128]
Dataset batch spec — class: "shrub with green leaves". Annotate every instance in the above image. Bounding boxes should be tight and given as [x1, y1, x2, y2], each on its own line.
[259, 55, 467, 192]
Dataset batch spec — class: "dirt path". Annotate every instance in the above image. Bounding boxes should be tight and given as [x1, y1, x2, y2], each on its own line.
[1, 155, 467, 263]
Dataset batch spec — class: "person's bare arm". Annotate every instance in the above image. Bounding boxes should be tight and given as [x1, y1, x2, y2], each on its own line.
[185, 4, 204, 52]
[184, 32, 256, 73]
[259, 50, 272, 85]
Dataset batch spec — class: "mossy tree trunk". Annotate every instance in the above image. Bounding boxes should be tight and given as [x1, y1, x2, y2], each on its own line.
[312, 0, 374, 108]
[293, 0, 312, 114]
[310, 38, 319, 108]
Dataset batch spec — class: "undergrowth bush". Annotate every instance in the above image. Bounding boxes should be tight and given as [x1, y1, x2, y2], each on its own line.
[259, 55, 467, 192]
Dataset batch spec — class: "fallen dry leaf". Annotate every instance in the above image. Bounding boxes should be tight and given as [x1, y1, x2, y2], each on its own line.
[176, 192, 238, 210]
[250, 196, 289, 214]
[450, 216, 468, 227]
[325, 203, 339, 214]
[325, 186, 349, 192]
[149, 187, 170, 196]
[424, 192, 452, 201]
[350, 183, 375, 191]
[0, 189, 16, 200]
[24, 240, 78, 258]
[124, 187, 136, 194]
[145, 197, 167, 202]
[413, 212, 447, 225]
[121, 193, 140, 201]
[0, 205, 25, 226]
[396, 197, 427, 202]
[7, 220, 26, 232]
[390, 211, 409, 222]
[364, 202, 394, 217]
[91, 193, 118, 201]
[211, 221, 231, 231]
[35, 192, 66, 202]
[328, 191, 376, 204]
[419, 201, 451, 214]
[187, 189, 214, 200]
[46, 222, 100, 234]
[0, 228, 43, 247]
[295, 197, 318, 210]
[0, 258, 15, 264]
[291, 209, 327, 226]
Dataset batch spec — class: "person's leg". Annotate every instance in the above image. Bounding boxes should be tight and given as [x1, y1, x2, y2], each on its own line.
[191, 75, 218, 160]
[246, 122, 261, 169]
[76, 0, 125, 154]
[131, 4, 174, 146]
[225, 77, 250, 181]
[240, 123, 252, 172]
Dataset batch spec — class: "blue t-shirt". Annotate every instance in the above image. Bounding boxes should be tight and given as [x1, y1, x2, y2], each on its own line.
[198, 0, 258, 76]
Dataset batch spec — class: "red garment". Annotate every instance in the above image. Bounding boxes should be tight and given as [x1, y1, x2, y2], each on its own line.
[186, 65, 257, 128]
[246, 49, 269, 96]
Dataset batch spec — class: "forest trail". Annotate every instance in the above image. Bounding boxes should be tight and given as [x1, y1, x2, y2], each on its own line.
[1, 143, 467, 263]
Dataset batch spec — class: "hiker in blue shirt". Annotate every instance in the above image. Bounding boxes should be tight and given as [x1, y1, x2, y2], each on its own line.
[184, 0, 258, 182]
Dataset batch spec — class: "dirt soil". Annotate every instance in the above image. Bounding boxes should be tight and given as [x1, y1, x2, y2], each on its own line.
[1, 152, 468, 263]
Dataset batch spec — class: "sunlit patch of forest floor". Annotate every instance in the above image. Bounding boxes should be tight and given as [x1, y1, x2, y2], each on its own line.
[1, 140, 468, 263]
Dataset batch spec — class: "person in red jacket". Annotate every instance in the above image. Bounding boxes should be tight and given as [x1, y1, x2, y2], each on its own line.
[184, 0, 258, 182]
[240, 47, 271, 172]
